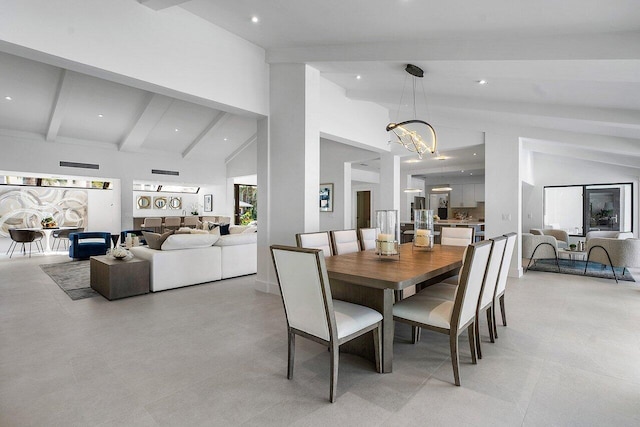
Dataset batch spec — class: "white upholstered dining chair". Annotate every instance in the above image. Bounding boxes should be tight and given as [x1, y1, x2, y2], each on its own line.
[358, 228, 378, 251]
[270, 245, 382, 402]
[330, 229, 360, 255]
[296, 231, 333, 257]
[393, 240, 492, 386]
[441, 226, 474, 246]
[493, 232, 517, 338]
[408, 237, 506, 359]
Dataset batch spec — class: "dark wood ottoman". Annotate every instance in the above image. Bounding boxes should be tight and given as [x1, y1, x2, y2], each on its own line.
[90, 255, 150, 300]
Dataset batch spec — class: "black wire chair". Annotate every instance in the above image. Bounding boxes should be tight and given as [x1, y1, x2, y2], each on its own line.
[7, 229, 44, 258]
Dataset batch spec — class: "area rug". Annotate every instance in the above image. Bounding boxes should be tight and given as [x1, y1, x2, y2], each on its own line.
[527, 259, 635, 282]
[40, 260, 99, 300]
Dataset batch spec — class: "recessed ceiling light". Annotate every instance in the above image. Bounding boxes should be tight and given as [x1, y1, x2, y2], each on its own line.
[251, 16, 259, 23]
[477, 80, 488, 85]
[174, 128, 180, 132]
[470, 172, 473, 175]
[223, 138, 228, 141]
[461, 170, 464, 173]
[356, 75, 362, 80]
[97, 114, 104, 118]
[4, 96, 12, 101]
[473, 152, 477, 156]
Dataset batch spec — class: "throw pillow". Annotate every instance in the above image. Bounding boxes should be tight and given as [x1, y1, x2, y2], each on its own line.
[219, 223, 230, 235]
[209, 226, 221, 236]
[142, 230, 174, 250]
[190, 229, 209, 234]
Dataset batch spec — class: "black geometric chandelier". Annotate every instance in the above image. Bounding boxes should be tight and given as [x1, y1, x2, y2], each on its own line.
[386, 64, 437, 160]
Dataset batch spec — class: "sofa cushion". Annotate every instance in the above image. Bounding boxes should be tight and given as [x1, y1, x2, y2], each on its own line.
[142, 230, 174, 249]
[161, 233, 219, 250]
[215, 233, 257, 246]
[242, 226, 258, 234]
[229, 225, 246, 234]
[189, 229, 209, 235]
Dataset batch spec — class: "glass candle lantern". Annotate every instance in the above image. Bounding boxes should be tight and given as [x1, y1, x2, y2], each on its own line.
[375, 210, 399, 257]
[413, 209, 434, 250]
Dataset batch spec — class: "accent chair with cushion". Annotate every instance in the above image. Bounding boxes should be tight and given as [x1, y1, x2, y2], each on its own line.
[585, 230, 633, 241]
[522, 233, 559, 272]
[530, 228, 569, 249]
[270, 245, 382, 402]
[584, 237, 640, 283]
[69, 232, 111, 259]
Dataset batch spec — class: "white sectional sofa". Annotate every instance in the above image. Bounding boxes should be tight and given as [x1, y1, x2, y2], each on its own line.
[130, 232, 257, 292]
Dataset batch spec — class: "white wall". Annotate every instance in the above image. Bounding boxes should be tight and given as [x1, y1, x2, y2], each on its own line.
[0, 133, 228, 231]
[318, 77, 390, 152]
[524, 151, 640, 237]
[227, 141, 257, 179]
[319, 139, 379, 231]
[0, 0, 269, 116]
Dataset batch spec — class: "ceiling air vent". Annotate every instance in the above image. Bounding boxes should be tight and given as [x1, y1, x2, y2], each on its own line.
[59, 161, 99, 170]
[152, 169, 179, 176]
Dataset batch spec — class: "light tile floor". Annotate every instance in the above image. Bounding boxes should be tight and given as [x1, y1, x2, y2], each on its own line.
[1, 253, 640, 426]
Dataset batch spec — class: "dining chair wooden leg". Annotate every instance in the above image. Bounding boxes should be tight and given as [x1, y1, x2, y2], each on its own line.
[499, 294, 507, 326]
[474, 317, 482, 360]
[487, 307, 495, 343]
[468, 324, 477, 364]
[411, 326, 421, 344]
[450, 333, 460, 386]
[287, 330, 295, 380]
[373, 325, 382, 373]
[330, 343, 339, 403]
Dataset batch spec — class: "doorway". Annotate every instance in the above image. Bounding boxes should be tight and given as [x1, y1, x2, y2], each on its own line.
[356, 191, 371, 229]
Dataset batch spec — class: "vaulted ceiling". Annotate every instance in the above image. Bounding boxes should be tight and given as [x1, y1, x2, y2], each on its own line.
[1, 0, 639, 179]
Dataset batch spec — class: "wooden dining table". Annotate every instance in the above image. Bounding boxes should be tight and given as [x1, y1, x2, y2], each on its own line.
[324, 243, 466, 373]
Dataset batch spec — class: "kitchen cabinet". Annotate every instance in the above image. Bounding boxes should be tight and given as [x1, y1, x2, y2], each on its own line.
[451, 184, 477, 207]
[475, 184, 485, 202]
[450, 184, 462, 207]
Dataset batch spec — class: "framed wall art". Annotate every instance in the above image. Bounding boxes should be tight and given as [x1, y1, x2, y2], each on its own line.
[204, 194, 213, 212]
[319, 183, 333, 212]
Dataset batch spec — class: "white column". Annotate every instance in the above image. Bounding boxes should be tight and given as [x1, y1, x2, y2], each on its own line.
[255, 64, 321, 293]
[343, 162, 352, 228]
[376, 152, 400, 211]
[485, 132, 523, 277]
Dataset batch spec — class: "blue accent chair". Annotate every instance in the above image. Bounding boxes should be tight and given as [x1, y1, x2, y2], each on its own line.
[69, 232, 111, 259]
[120, 229, 154, 246]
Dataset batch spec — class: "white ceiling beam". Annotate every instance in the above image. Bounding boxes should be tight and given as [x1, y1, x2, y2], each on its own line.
[137, 0, 190, 11]
[119, 93, 173, 152]
[182, 112, 230, 159]
[225, 133, 257, 164]
[429, 111, 640, 158]
[46, 69, 75, 142]
[523, 139, 640, 170]
[268, 31, 640, 63]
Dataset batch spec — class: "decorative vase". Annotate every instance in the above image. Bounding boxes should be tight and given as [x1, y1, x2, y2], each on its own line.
[413, 209, 434, 251]
[375, 210, 399, 258]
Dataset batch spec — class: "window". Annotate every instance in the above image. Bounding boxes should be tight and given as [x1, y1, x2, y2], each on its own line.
[234, 184, 257, 225]
[543, 183, 633, 236]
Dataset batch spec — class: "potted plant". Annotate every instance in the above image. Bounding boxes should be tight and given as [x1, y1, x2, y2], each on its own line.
[40, 216, 58, 229]
[569, 243, 577, 251]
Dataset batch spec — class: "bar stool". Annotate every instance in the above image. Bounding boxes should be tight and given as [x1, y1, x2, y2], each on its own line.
[163, 217, 181, 232]
[182, 216, 199, 228]
[141, 217, 162, 233]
